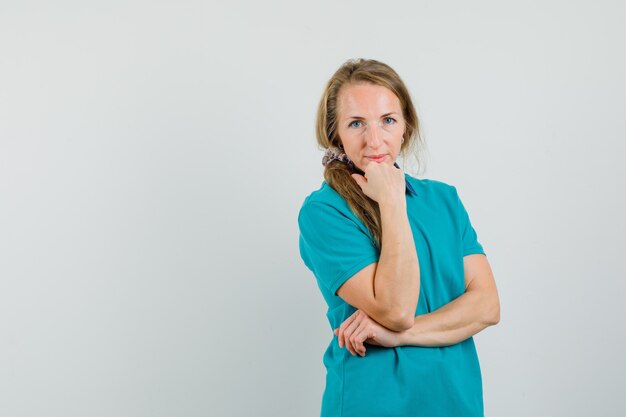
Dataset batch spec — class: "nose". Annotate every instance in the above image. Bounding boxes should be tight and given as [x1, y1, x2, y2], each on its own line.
[364, 124, 382, 148]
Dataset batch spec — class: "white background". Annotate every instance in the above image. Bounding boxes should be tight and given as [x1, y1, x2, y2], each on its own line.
[1, 1, 625, 416]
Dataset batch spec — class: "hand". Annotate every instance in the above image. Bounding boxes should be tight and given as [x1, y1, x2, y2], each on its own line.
[333, 309, 402, 357]
[351, 162, 406, 206]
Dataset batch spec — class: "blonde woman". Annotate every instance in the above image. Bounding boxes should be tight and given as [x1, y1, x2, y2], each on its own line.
[298, 58, 500, 417]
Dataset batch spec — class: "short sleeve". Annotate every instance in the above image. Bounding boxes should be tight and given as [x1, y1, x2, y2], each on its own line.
[453, 187, 487, 257]
[298, 201, 380, 296]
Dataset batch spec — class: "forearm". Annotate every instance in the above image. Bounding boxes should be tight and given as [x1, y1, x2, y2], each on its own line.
[397, 289, 498, 347]
[374, 201, 420, 326]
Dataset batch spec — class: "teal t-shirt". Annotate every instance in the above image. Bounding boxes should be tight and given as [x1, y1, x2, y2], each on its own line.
[297, 173, 487, 417]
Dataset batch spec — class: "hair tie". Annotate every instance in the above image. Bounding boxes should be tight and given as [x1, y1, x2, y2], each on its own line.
[322, 146, 354, 167]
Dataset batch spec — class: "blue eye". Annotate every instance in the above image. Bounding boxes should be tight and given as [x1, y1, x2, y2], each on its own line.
[349, 120, 362, 128]
[384, 117, 396, 124]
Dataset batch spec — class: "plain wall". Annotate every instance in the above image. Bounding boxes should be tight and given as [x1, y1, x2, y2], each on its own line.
[1, 1, 625, 416]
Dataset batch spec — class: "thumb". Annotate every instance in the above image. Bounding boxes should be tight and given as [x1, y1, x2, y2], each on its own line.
[351, 173, 366, 189]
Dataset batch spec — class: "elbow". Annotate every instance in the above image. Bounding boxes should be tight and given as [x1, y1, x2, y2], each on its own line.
[386, 310, 415, 332]
[486, 312, 500, 326]
[484, 301, 500, 326]
[374, 299, 417, 332]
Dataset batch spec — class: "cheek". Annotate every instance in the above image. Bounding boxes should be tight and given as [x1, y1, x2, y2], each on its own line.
[343, 146, 360, 160]
[339, 133, 361, 150]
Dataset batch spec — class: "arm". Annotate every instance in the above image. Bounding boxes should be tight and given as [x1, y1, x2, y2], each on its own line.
[335, 163, 420, 332]
[337, 200, 420, 332]
[334, 254, 499, 356]
[397, 253, 500, 347]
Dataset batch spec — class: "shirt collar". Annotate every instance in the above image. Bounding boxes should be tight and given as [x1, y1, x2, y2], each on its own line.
[405, 177, 417, 196]
[394, 163, 417, 196]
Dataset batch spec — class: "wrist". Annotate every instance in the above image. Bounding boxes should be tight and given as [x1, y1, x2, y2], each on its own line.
[394, 322, 414, 347]
[378, 198, 407, 213]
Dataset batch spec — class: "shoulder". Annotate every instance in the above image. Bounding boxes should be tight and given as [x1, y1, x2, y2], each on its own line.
[300, 181, 345, 208]
[297, 181, 364, 230]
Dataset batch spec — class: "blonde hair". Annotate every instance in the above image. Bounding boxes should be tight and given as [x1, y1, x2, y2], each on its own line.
[315, 58, 425, 249]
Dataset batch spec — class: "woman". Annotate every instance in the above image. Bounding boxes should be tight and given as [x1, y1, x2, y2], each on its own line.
[297, 58, 500, 417]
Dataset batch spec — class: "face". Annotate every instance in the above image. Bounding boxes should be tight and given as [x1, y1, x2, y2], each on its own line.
[336, 82, 405, 172]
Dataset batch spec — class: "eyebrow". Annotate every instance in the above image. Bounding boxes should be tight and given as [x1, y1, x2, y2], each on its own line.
[344, 112, 399, 121]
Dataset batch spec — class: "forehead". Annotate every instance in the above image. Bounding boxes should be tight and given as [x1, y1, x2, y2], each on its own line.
[337, 83, 401, 117]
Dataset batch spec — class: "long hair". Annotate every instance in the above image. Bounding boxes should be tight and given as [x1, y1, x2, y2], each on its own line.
[315, 58, 425, 249]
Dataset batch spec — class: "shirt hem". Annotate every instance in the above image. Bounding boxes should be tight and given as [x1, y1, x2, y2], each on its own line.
[329, 256, 379, 296]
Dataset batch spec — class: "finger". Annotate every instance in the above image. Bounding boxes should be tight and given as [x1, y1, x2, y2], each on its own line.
[343, 321, 361, 355]
[337, 314, 357, 348]
[342, 318, 362, 355]
[337, 317, 354, 347]
[349, 322, 367, 355]
[338, 310, 361, 348]
[360, 335, 372, 356]
[350, 321, 371, 356]
[337, 310, 362, 350]
[351, 174, 366, 190]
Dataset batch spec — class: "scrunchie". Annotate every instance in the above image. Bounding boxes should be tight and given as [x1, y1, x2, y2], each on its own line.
[322, 146, 354, 167]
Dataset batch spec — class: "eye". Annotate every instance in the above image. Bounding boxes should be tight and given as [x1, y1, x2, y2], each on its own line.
[384, 117, 396, 124]
[348, 120, 362, 128]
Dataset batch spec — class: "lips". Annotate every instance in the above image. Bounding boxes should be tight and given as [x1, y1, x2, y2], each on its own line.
[367, 154, 387, 162]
